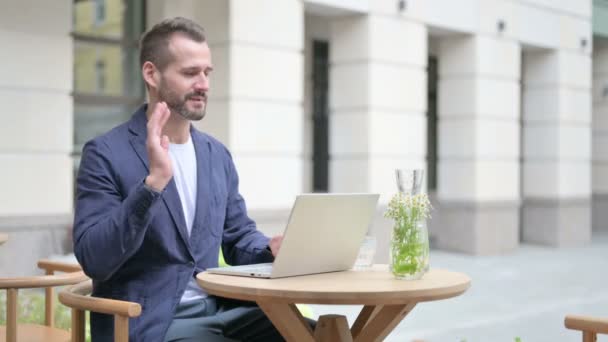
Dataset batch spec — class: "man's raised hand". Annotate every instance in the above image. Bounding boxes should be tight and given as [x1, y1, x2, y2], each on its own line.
[145, 102, 172, 192]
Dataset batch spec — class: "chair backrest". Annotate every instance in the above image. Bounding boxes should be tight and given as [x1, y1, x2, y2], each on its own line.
[0, 233, 8, 245]
[34, 259, 142, 342]
[0, 260, 87, 342]
[565, 314, 608, 342]
[59, 280, 142, 342]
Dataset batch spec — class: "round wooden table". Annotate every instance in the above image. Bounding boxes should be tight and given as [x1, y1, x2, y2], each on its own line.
[0, 233, 7, 246]
[197, 265, 470, 341]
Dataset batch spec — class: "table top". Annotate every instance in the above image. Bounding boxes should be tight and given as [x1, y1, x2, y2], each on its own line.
[197, 265, 470, 305]
[0, 233, 7, 245]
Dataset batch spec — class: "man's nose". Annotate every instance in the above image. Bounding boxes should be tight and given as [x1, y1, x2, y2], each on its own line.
[194, 74, 209, 92]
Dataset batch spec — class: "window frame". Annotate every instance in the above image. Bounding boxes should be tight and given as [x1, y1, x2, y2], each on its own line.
[72, 0, 146, 157]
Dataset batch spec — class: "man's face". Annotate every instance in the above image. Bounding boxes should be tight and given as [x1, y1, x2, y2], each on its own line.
[157, 34, 213, 121]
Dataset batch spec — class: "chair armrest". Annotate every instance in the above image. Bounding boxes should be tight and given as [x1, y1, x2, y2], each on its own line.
[0, 271, 87, 289]
[565, 315, 608, 335]
[38, 259, 82, 274]
[35, 259, 84, 327]
[59, 280, 141, 318]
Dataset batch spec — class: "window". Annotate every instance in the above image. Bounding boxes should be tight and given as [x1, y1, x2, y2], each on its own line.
[312, 40, 330, 192]
[427, 56, 438, 191]
[95, 59, 106, 92]
[72, 0, 146, 166]
[94, 0, 106, 24]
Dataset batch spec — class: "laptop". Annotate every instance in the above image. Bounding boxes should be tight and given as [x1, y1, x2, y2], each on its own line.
[206, 193, 380, 278]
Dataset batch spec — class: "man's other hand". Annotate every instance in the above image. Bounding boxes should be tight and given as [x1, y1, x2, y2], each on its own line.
[269, 235, 283, 257]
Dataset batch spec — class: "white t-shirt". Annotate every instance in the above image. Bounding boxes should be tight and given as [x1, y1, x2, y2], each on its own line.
[168, 135, 207, 302]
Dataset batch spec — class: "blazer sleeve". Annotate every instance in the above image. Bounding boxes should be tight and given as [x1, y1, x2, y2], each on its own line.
[220, 151, 274, 266]
[73, 139, 163, 281]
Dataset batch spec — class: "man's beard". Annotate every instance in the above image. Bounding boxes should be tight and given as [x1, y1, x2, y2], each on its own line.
[158, 81, 207, 121]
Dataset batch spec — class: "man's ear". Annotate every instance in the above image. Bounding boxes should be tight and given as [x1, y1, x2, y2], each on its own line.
[142, 61, 160, 90]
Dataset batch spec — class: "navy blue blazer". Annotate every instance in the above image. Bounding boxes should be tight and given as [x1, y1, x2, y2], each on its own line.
[73, 104, 273, 342]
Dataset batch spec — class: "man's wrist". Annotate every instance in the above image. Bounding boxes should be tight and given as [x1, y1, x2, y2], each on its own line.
[143, 181, 163, 195]
[145, 175, 169, 192]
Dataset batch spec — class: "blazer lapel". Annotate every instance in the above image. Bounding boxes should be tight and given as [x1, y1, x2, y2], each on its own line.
[191, 129, 211, 236]
[128, 107, 192, 250]
[161, 181, 191, 250]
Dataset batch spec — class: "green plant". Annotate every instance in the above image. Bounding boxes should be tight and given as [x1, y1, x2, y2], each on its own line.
[384, 192, 431, 278]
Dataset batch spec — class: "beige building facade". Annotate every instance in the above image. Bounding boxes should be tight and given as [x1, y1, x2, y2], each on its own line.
[0, 0, 606, 274]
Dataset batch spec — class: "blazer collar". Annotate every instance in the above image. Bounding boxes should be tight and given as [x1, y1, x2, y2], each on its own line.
[127, 104, 149, 139]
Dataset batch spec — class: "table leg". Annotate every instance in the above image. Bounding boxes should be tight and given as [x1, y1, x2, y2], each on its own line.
[353, 303, 417, 342]
[315, 315, 353, 342]
[257, 301, 315, 342]
[351, 306, 382, 338]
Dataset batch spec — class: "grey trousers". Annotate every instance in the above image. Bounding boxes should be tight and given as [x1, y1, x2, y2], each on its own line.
[164, 297, 310, 342]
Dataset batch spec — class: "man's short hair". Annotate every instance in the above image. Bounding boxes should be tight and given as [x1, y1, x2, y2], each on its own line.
[139, 17, 206, 71]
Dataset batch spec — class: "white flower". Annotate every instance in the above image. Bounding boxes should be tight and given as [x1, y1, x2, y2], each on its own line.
[384, 192, 431, 221]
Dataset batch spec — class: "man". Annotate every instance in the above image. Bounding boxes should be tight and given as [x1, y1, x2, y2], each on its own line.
[74, 17, 288, 341]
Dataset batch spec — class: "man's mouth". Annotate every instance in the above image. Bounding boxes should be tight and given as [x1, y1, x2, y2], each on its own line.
[187, 93, 207, 103]
[188, 96, 205, 102]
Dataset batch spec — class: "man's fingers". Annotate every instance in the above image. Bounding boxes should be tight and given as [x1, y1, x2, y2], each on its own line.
[147, 103, 160, 136]
[161, 135, 170, 150]
[148, 102, 169, 136]
[148, 102, 162, 125]
[158, 103, 171, 130]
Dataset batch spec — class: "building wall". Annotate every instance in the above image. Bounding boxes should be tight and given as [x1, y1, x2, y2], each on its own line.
[127, 0, 597, 255]
[0, 0, 601, 276]
[300, 0, 591, 254]
[0, 0, 73, 275]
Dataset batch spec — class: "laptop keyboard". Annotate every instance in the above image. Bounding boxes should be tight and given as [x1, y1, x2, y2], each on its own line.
[218, 263, 274, 276]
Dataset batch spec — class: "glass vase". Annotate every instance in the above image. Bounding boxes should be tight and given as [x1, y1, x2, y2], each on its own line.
[389, 169, 430, 280]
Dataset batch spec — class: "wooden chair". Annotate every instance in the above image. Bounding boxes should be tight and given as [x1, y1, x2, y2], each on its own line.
[31, 260, 140, 342]
[55, 252, 311, 342]
[0, 260, 86, 342]
[0, 233, 8, 246]
[565, 314, 608, 342]
[59, 279, 141, 342]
